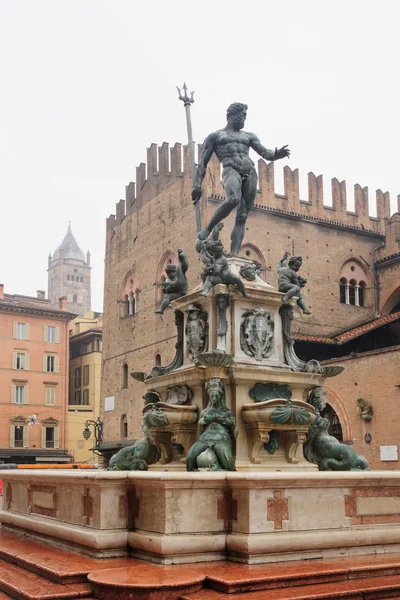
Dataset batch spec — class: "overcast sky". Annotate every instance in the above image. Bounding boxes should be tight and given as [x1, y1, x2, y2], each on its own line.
[1, 0, 399, 311]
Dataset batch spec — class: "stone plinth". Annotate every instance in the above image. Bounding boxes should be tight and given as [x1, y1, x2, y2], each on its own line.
[3, 470, 400, 564]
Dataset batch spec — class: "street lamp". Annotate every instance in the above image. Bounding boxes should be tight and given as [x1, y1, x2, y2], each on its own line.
[82, 427, 91, 440]
[82, 418, 103, 446]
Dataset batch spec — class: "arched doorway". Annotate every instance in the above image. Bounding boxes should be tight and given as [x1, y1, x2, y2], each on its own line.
[381, 285, 400, 316]
[320, 403, 343, 442]
[323, 387, 352, 443]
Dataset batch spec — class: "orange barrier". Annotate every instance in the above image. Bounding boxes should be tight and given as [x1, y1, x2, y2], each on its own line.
[16, 464, 97, 469]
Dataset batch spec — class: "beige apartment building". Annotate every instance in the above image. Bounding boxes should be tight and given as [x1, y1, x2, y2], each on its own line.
[68, 311, 102, 463]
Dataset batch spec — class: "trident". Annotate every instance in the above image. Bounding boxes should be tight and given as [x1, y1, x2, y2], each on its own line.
[176, 83, 201, 233]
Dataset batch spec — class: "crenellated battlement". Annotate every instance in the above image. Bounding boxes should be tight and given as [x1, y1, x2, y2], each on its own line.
[106, 142, 397, 239]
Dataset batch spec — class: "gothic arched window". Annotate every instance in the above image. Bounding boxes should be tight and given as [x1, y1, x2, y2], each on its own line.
[122, 363, 128, 390]
[120, 414, 128, 439]
[339, 278, 347, 304]
[359, 281, 366, 307]
[349, 280, 356, 305]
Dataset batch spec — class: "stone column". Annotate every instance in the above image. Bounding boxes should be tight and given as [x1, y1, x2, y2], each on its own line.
[355, 284, 360, 307]
[345, 283, 350, 305]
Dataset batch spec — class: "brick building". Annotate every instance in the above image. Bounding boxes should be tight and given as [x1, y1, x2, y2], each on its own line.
[0, 284, 74, 464]
[101, 143, 400, 469]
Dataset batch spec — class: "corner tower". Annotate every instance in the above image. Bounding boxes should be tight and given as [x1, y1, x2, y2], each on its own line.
[48, 223, 91, 316]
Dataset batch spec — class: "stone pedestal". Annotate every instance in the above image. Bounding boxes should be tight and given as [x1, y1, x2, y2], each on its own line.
[144, 257, 324, 471]
[3, 470, 400, 565]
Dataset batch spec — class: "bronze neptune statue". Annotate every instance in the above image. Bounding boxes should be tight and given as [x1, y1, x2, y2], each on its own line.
[192, 103, 290, 254]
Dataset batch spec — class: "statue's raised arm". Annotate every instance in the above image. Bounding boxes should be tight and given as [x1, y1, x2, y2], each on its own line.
[249, 134, 290, 162]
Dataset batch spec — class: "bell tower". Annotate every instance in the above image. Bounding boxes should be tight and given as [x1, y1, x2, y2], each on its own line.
[48, 223, 91, 316]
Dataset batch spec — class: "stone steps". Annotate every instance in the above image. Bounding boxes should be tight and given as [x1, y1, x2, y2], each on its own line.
[180, 574, 400, 599]
[0, 557, 91, 600]
[0, 531, 133, 584]
[3, 530, 400, 599]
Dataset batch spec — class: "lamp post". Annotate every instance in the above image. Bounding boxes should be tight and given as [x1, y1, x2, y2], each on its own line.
[82, 417, 103, 447]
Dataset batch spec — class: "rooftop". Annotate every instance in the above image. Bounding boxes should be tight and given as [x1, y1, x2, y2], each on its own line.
[295, 311, 400, 345]
[52, 222, 86, 264]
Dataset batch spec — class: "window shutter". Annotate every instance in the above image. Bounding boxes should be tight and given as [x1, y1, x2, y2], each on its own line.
[25, 324, 30, 340]
[54, 356, 60, 373]
[55, 327, 60, 343]
[25, 386, 29, 404]
[44, 326, 48, 342]
[41, 428, 46, 449]
[23, 426, 29, 448]
[25, 353, 30, 370]
[13, 322, 18, 338]
[54, 427, 60, 449]
[12, 352, 17, 369]
[43, 355, 47, 372]
[10, 426, 15, 448]
[11, 385, 16, 403]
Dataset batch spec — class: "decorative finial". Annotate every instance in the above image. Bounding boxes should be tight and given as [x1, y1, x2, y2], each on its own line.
[176, 82, 195, 107]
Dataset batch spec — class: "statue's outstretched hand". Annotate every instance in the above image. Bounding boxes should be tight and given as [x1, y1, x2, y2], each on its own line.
[275, 145, 290, 160]
[192, 187, 202, 204]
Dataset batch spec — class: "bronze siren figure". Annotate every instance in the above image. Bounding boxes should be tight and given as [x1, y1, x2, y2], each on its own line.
[192, 103, 290, 255]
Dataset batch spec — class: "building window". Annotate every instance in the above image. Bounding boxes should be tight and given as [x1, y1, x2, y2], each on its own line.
[339, 278, 347, 304]
[75, 367, 81, 388]
[47, 355, 55, 372]
[359, 281, 366, 307]
[83, 365, 90, 386]
[122, 363, 128, 390]
[121, 414, 128, 439]
[16, 353, 25, 369]
[71, 276, 75, 282]
[14, 322, 28, 340]
[45, 386, 56, 406]
[67, 274, 71, 281]
[47, 326, 56, 342]
[41, 422, 59, 449]
[82, 389, 89, 405]
[349, 280, 356, 306]
[74, 390, 81, 405]
[12, 384, 28, 404]
[127, 293, 137, 316]
[73, 294, 78, 303]
[82, 341, 92, 354]
[80, 276, 84, 283]
[16, 385, 25, 404]
[10, 419, 28, 448]
[94, 339, 102, 352]
[14, 426, 24, 448]
[45, 428, 54, 448]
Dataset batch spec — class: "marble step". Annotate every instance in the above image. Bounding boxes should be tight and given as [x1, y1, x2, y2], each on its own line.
[180, 574, 400, 599]
[202, 554, 400, 594]
[0, 557, 92, 600]
[88, 566, 205, 600]
[0, 531, 132, 584]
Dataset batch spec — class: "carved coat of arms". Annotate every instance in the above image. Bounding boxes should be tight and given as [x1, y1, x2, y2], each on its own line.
[186, 305, 208, 360]
[240, 307, 274, 361]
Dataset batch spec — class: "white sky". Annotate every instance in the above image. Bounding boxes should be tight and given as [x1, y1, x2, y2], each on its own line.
[1, 0, 399, 311]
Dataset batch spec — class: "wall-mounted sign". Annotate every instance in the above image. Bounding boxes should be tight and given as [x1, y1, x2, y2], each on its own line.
[104, 396, 115, 412]
[380, 445, 398, 461]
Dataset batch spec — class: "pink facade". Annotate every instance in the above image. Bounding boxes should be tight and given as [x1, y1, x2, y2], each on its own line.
[0, 285, 74, 464]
